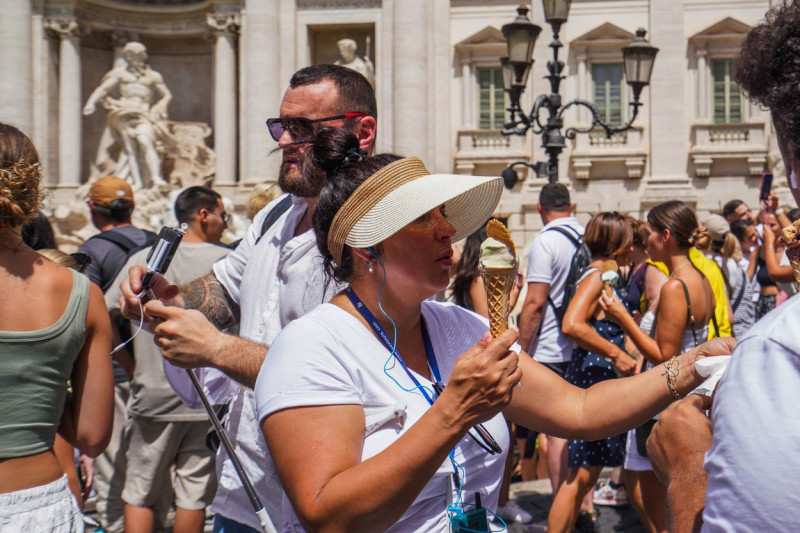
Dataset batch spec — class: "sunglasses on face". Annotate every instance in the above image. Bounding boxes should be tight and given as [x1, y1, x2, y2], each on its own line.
[265, 112, 368, 142]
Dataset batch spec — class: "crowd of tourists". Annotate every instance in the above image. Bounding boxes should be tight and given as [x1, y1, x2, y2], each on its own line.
[2, 2, 800, 533]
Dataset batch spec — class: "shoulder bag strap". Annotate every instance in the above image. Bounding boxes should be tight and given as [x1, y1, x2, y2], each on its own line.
[675, 278, 699, 347]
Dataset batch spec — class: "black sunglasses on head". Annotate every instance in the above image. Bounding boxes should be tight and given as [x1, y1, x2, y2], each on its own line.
[265, 113, 368, 142]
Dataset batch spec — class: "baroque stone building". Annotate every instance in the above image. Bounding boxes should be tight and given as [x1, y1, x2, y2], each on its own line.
[0, 0, 783, 249]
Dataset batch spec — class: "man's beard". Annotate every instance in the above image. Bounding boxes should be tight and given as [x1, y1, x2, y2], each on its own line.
[278, 163, 326, 198]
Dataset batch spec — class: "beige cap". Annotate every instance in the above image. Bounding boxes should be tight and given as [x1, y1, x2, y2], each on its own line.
[89, 176, 133, 209]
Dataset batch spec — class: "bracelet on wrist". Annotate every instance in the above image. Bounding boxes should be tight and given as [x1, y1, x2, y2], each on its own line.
[663, 356, 684, 399]
[776, 208, 785, 216]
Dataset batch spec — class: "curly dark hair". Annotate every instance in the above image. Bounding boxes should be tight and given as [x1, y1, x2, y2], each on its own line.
[308, 127, 402, 282]
[736, 1, 800, 149]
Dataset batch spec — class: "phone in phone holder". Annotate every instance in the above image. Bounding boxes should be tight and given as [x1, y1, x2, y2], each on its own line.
[138, 224, 187, 302]
[760, 172, 773, 202]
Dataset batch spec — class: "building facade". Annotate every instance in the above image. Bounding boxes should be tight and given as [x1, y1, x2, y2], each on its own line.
[0, 0, 783, 251]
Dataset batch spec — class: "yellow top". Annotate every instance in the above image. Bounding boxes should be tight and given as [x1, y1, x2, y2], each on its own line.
[648, 248, 732, 339]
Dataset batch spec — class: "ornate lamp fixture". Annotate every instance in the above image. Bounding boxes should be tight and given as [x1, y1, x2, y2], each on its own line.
[500, 2, 658, 183]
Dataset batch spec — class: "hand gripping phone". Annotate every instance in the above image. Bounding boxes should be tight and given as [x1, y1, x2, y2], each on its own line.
[138, 224, 186, 302]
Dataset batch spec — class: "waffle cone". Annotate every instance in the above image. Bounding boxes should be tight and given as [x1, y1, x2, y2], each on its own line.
[787, 247, 800, 292]
[603, 281, 613, 297]
[480, 267, 517, 338]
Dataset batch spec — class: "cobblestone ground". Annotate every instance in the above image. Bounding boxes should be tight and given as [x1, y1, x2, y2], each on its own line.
[505, 470, 646, 533]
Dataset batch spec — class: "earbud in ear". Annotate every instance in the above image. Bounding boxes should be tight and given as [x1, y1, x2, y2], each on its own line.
[368, 246, 378, 259]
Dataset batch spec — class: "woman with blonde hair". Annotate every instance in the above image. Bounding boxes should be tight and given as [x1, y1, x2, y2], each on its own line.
[0, 123, 113, 531]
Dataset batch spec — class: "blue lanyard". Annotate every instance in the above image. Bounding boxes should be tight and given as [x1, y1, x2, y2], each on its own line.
[346, 287, 442, 403]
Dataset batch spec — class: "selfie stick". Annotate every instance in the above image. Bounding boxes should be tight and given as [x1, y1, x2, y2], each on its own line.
[185, 369, 278, 533]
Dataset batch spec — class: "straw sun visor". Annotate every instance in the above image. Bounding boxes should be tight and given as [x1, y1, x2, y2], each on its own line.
[344, 173, 504, 253]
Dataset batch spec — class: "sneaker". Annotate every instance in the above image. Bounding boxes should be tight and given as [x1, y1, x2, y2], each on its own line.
[593, 480, 629, 507]
[495, 501, 534, 524]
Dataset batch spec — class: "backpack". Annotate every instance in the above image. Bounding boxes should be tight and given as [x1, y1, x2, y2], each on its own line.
[89, 229, 158, 292]
[544, 225, 592, 325]
[228, 195, 293, 250]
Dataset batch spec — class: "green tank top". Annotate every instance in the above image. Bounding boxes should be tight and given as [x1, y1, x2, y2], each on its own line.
[0, 270, 90, 457]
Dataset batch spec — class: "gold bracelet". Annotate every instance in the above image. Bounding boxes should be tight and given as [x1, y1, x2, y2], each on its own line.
[663, 356, 684, 399]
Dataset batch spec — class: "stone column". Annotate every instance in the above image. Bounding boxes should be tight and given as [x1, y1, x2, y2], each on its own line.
[240, 1, 281, 184]
[461, 58, 471, 127]
[207, 13, 241, 185]
[576, 48, 588, 124]
[647, 4, 685, 179]
[46, 18, 83, 188]
[697, 48, 708, 121]
[1, 0, 33, 134]
[392, 0, 429, 159]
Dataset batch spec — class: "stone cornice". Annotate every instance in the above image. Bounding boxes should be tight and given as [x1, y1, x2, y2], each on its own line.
[68, 0, 243, 36]
[297, 0, 381, 9]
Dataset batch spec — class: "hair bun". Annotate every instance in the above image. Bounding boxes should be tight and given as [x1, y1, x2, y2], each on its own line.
[690, 225, 711, 249]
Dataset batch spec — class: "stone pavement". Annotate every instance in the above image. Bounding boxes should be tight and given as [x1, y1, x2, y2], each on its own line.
[504, 469, 646, 533]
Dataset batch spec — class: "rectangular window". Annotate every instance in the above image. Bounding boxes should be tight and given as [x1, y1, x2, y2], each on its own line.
[592, 63, 624, 125]
[712, 59, 743, 123]
[477, 67, 506, 129]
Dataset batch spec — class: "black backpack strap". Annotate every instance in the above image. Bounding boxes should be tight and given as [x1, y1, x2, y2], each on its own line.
[675, 278, 699, 347]
[89, 229, 158, 291]
[255, 195, 293, 245]
[542, 225, 582, 314]
[89, 231, 140, 253]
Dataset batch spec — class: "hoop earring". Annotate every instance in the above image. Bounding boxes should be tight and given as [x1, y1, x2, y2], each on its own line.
[368, 261, 375, 274]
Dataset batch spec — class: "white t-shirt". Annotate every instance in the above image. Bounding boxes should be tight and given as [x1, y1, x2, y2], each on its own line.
[525, 216, 585, 363]
[702, 294, 800, 531]
[255, 301, 513, 533]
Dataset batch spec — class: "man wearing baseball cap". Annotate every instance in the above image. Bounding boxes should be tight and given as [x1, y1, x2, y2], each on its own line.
[78, 175, 156, 532]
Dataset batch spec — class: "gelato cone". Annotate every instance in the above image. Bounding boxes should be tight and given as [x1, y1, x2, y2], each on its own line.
[786, 247, 800, 291]
[479, 220, 519, 338]
[600, 260, 619, 297]
[781, 220, 800, 291]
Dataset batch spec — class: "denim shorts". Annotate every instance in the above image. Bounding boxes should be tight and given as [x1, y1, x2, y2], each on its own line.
[0, 475, 83, 532]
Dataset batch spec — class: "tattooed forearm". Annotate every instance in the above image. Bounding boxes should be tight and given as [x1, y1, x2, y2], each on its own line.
[181, 273, 241, 329]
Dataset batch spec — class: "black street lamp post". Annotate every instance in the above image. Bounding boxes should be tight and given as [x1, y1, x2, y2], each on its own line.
[500, 2, 658, 184]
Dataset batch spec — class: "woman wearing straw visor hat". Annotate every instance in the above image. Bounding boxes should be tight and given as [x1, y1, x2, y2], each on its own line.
[253, 128, 734, 533]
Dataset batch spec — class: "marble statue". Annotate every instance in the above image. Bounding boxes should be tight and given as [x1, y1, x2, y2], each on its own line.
[334, 38, 375, 88]
[83, 42, 177, 189]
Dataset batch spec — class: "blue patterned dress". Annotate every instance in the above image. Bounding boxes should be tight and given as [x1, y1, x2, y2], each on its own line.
[564, 269, 627, 468]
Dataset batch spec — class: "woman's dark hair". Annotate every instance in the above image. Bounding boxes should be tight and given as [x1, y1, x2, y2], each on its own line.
[309, 126, 401, 282]
[647, 201, 709, 250]
[583, 211, 633, 260]
[629, 216, 649, 249]
[736, 1, 800, 151]
[449, 225, 488, 310]
[21, 212, 57, 250]
[0, 123, 42, 229]
[730, 218, 755, 241]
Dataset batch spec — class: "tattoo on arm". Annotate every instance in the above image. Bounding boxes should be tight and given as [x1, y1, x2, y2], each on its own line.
[182, 274, 241, 329]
